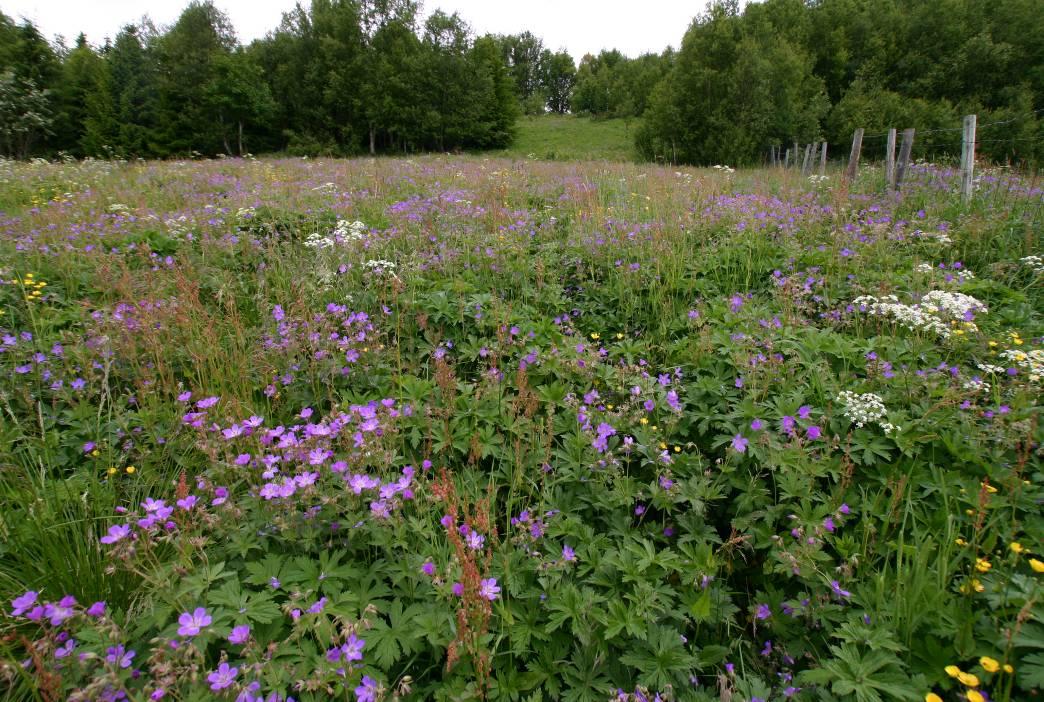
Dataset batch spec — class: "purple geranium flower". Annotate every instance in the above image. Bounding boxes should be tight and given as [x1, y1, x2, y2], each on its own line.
[479, 578, 500, 601]
[207, 662, 238, 691]
[177, 607, 212, 637]
[11, 591, 38, 616]
[228, 624, 250, 644]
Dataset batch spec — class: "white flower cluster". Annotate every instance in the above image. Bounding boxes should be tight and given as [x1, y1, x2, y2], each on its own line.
[853, 290, 986, 338]
[303, 231, 335, 249]
[962, 378, 990, 394]
[808, 175, 830, 185]
[164, 215, 192, 239]
[236, 207, 256, 220]
[712, 164, 735, 174]
[976, 362, 1005, 375]
[311, 182, 338, 193]
[1021, 255, 1044, 274]
[836, 391, 899, 434]
[363, 259, 396, 275]
[1000, 349, 1043, 384]
[107, 203, 131, 214]
[333, 219, 367, 242]
[914, 263, 975, 283]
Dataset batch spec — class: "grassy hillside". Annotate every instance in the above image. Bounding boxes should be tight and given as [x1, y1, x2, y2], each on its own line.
[490, 114, 639, 162]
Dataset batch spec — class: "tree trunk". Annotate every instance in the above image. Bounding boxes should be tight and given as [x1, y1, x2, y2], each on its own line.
[238, 121, 243, 156]
[369, 126, 376, 155]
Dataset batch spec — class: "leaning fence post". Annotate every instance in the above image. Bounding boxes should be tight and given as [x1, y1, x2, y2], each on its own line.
[885, 128, 897, 191]
[784, 148, 790, 168]
[844, 128, 864, 183]
[895, 128, 915, 190]
[960, 114, 977, 204]
[819, 141, 828, 176]
[793, 141, 799, 169]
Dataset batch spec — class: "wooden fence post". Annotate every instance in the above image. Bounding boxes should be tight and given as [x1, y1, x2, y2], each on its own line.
[844, 128, 864, 182]
[801, 143, 812, 175]
[885, 128, 897, 191]
[784, 148, 790, 168]
[819, 141, 828, 176]
[895, 128, 915, 190]
[960, 114, 977, 204]
[793, 141, 799, 169]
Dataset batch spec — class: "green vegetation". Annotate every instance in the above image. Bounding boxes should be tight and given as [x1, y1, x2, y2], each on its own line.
[3, 0, 1042, 164]
[0, 154, 1041, 702]
[491, 114, 638, 161]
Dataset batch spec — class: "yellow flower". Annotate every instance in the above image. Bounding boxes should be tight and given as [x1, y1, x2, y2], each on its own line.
[659, 442, 667, 449]
[91, 449, 100, 457]
[979, 656, 999, 673]
[607, 404, 614, 410]
[955, 538, 967, 546]
[1003, 664, 1014, 673]
[106, 467, 117, 476]
[982, 483, 997, 494]
[925, 694, 942, 702]
[987, 340, 998, 347]
[639, 417, 648, 425]
[975, 558, 992, 573]
[673, 445, 680, 453]
[651, 425, 658, 431]
[966, 691, 984, 702]
[961, 579, 985, 594]
[1030, 558, 1044, 573]
[1010, 542, 1024, 554]
[944, 665, 961, 678]
[956, 671, 979, 687]
[125, 466, 136, 475]
[615, 333, 623, 339]
[590, 333, 600, 340]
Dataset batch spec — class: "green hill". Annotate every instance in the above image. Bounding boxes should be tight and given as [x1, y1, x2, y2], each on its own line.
[490, 115, 639, 162]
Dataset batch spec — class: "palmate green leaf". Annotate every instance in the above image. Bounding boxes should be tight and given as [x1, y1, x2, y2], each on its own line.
[208, 578, 282, 624]
[1019, 652, 1044, 690]
[618, 625, 696, 689]
[800, 644, 921, 702]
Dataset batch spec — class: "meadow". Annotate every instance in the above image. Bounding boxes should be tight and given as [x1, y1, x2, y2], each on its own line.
[0, 154, 1041, 702]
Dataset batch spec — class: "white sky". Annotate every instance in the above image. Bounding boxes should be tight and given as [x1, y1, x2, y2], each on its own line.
[2, 0, 708, 58]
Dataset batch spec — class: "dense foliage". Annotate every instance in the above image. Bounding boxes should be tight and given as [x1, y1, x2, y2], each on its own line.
[639, 0, 1044, 166]
[3, 0, 1042, 164]
[0, 1, 520, 157]
[0, 155, 1041, 701]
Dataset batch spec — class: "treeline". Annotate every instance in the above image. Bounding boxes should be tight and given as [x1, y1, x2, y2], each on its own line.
[638, 0, 1044, 165]
[0, 0, 520, 158]
[2, 0, 1042, 164]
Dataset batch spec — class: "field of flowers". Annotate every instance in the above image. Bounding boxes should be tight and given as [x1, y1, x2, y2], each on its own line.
[0, 155, 1041, 702]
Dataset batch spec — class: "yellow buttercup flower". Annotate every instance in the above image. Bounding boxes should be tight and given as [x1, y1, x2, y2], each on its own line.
[975, 558, 992, 573]
[125, 466, 136, 475]
[966, 691, 984, 702]
[960, 579, 985, 594]
[1030, 558, 1044, 573]
[955, 538, 967, 546]
[589, 333, 600, 340]
[957, 671, 979, 687]
[106, 467, 117, 476]
[1009, 542, 1024, 554]
[639, 417, 648, 425]
[925, 694, 942, 702]
[944, 665, 961, 678]
[1003, 664, 1014, 673]
[615, 333, 623, 339]
[979, 656, 999, 673]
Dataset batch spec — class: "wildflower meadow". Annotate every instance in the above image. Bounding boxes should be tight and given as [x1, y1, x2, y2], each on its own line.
[0, 155, 1041, 702]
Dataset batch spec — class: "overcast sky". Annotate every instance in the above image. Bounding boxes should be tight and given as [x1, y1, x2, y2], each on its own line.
[2, 0, 706, 58]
